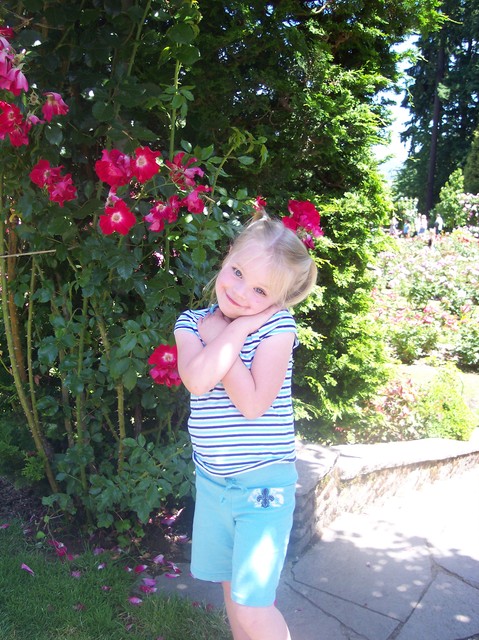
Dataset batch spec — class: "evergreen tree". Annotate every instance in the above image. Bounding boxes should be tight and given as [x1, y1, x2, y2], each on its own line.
[176, 0, 443, 432]
[397, 0, 479, 212]
[464, 127, 479, 194]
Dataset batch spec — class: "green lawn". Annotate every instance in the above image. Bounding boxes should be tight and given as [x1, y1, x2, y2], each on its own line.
[0, 522, 231, 640]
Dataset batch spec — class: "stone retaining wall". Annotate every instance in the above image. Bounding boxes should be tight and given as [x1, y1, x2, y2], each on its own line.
[289, 430, 479, 558]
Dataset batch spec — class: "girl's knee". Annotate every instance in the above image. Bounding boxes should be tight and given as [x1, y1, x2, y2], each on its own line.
[234, 603, 274, 631]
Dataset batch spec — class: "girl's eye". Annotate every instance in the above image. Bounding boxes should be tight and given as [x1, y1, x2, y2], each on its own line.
[233, 268, 242, 278]
[255, 287, 266, 296]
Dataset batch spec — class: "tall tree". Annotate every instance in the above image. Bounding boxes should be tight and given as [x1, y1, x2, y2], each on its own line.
[397, 0, 479, 214]
[182, 0, 443, 201]
[177, 0, 443, 433]
[464, 126, 479, 193]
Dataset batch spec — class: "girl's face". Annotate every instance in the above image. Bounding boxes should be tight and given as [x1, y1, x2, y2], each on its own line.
[215, 245, 280, 319]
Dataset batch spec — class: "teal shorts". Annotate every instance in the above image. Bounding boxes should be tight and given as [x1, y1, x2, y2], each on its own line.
[191, 462, 297, 607]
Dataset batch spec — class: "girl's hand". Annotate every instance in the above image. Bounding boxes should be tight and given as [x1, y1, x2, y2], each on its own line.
[198, 307, 231, 344]
[232, 304, 281, 335]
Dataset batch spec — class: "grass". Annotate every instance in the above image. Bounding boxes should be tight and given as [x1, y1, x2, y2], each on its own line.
[0, 521, 231, 640]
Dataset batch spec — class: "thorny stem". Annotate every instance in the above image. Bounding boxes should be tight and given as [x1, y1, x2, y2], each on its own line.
[127, 0, 152, 77]
[0, 173, 58, 492]
[75, 295, 89, 494]
[169, 59, 182, 160]
[26, 258, 41, 430]
[93, 307, 126, 471]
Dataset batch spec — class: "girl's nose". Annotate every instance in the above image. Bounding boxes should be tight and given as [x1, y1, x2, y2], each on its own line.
[233, 281, 247, 300]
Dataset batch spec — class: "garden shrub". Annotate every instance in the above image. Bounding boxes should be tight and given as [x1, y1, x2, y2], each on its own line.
[453, 309, 479, 372]
[388, 312, 440, 364]
[372, 231, 479, 367]
[335, 374, 423, 444]
[416, 365, 477, 440]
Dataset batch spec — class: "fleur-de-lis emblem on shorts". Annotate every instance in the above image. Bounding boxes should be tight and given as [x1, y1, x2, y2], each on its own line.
[257, 488, 274, 508]
[248, 487, 284, 508]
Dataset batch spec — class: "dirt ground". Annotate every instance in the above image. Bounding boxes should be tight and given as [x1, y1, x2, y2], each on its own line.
[0, 476, 46, 524]
[0, 475, 193, 562]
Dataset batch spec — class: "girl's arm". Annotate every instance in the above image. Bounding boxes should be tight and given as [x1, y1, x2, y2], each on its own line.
[174, 307, 278, 396]
[221, 331, 295, 419]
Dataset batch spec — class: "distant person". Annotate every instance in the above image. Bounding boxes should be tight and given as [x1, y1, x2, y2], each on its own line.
[402, 220, 410, 237]
[434, 213, 444, 236]
[413, 214, 422, 237]
[389, 215, 398, 236]
[418, 214, 428, 236]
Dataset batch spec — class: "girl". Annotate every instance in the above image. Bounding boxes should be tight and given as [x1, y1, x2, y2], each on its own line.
[174, 213, 317, 640]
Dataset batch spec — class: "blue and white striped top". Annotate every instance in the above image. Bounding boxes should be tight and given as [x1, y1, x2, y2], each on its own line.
[174, 307, 298, 477]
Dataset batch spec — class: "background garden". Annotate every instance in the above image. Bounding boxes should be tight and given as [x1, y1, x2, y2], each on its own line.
[0, 2, 479, 636]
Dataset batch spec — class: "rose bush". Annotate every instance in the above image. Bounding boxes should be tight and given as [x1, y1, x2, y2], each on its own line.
[0, 3, 252, 533]
[0, 4, 329, 538]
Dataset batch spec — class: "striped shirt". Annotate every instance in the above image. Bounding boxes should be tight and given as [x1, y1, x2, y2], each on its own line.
[174, 307, 298, 477]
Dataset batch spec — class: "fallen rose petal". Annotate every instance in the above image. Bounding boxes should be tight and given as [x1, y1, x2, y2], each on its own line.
[73, 602, 86, 611]
[71, 570, 82, 578]
[93, 547, 105, 555]
[160, 509, 183, 526]
[0, 523, 10, 529]
[97, 562, 106, 570]
[177, 534, 189, 543]
[124, 566, 133, 572]
[142, 577, 156, 587]
[21, 563, 35, 576]
[164, 572, 180, 579]
[101, 585, 112, 592]
[134, 564, 147, 574]
[49, 540, 68, 557]
[152, 554, 165, 565]
[128, 596, 143, 605]
[167, 562, 181, 574]
[139, 585, 157, 594]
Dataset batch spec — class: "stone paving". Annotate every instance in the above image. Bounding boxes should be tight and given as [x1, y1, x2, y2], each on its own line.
[153, 435, 479, 640]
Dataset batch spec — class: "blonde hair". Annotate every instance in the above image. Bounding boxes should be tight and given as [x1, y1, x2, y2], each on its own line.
[218, 213, 317, 308]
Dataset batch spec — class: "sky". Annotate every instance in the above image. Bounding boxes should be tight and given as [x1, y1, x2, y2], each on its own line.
[374, 94, 410, 183]
[373, 37, 418, 183]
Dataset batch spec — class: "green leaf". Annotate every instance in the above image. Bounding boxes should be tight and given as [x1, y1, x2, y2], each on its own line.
[92, 102, 115, 122]
[73, 198, 103, 219]
[175, 44, 201, 66]
[38, 338, 58, 365]
[109, 357, 131, 379]
[122, 367, 138, 391]
[237, 155, 255, 165]
[191, 244, 207, 265]
[45, 125, 64, 146]
[167, 23, 197, 45]
[180, 140, 193, 152]
[36, 395, 60, 416]
[120, 334, 137, 353]
[97, 512, 114, 528]
[171, 93, 185, 109]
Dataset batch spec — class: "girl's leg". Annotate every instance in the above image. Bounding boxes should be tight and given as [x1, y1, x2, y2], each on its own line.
[222, 583, 291, 640]
[222, 582, 252, 640]
[236, 605, 291, 640]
